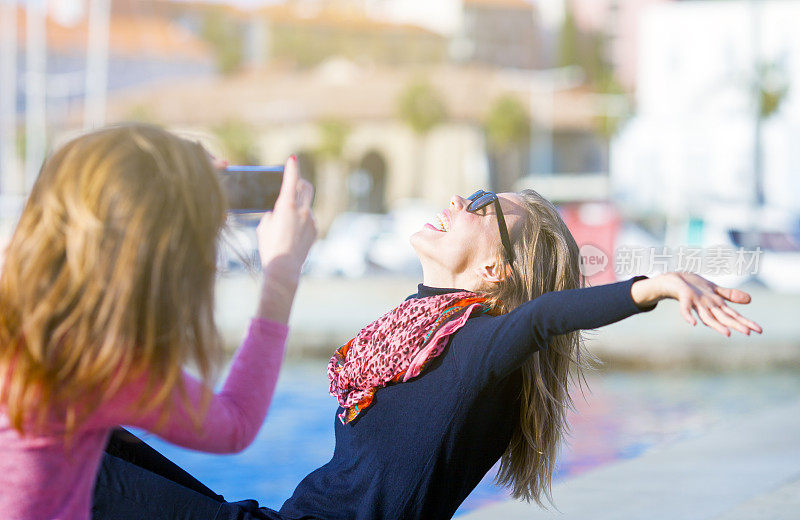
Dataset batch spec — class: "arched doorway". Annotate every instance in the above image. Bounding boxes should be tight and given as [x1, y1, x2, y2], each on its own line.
[349, 150, 387, 213]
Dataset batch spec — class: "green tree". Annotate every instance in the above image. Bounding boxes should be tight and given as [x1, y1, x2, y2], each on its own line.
[593, 75, 630, 140]
[201, 9, 244, 75]
[213, 119, 259, 164]
[751, 60, 790, 206]
[314, 118, 351, 217]
[124, 104, 159, 124]
[756, 61, 789, 120]
[397, 80, 447, 136]
[485, 95, 530, 151]
[485, 95, 530, 191]
[316, 118, 350, 161]
[557, 7, 580, 68]
[397, 79, 447, 197]
[557, 6, 614, 87]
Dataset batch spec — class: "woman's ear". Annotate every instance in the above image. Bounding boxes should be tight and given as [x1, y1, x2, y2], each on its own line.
[476, 260, 508, 285]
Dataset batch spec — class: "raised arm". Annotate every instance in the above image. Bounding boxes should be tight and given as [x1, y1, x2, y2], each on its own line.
[505, 274, 657, 347]
[457, 275, 655, 381]
[121, 317, 289, 454]
[457, 272, 761, 382]
[101, 156, 317, 453]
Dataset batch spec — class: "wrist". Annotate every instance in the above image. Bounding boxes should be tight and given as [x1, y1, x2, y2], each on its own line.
[261, 255, 304, 283]
[256, 260, 303, 324]
[631, 275, 661, 309]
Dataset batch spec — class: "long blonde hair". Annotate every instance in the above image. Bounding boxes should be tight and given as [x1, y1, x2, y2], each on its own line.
[481, 189, 596, 506]
[0, 123, 226, 437]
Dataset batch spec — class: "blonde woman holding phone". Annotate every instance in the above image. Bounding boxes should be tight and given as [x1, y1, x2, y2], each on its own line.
[0, 123, 316, 520]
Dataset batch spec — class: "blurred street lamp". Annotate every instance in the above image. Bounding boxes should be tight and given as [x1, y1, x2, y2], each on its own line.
[25, 0, 46, 193]
[84, 0, 110, 130]
[749, 0, 764, 210]
[0, 0, 18, 196]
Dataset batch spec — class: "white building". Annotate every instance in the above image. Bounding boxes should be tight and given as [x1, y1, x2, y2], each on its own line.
[610, 0, 800, 290]
[612, 0, 800, 231]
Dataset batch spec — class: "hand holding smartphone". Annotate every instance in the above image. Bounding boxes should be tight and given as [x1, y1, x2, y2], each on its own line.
[253, 156, 317, 322]
[219, 165, 284, 213]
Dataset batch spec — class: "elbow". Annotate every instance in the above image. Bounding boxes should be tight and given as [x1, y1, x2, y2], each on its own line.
[226, 436, 254, 454]
[209, 398, 264, 454]
[210, 425, 258, 454]
[222, 416, 261, 454]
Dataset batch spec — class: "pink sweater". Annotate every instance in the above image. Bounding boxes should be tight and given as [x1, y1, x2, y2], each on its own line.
[0, 317, 288, 520]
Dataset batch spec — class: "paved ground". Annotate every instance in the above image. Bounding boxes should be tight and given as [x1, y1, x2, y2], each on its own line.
[213, 274, 800, 518]
[461, 399, 800, 520]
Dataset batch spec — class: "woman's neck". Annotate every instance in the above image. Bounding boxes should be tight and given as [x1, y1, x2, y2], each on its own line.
[420, 263, 478, 291]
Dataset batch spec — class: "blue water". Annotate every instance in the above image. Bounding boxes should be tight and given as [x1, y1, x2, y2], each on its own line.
[130, 365, 800, 516]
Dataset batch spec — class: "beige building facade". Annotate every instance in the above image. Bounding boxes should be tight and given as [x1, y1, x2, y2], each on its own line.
[97, 63, 603, 233]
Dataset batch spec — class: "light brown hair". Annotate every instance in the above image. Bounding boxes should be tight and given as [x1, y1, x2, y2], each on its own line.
[0, 123, 226, 437]
[481, 189, 596, 506]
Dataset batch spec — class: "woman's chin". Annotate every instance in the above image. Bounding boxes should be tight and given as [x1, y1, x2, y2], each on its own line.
[410, 227, 439, 255]
[411, 225, 445, 244]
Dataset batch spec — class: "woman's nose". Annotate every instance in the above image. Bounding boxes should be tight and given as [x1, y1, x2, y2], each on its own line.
[450, 195, 466, 210]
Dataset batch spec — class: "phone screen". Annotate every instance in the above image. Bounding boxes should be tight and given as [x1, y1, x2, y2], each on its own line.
[220, 166, 284, 213]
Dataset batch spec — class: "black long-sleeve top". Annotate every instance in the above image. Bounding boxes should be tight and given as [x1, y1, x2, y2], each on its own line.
[278, 275, 657, 520]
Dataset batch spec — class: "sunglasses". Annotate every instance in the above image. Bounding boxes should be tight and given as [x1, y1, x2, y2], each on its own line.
[466, 190, 515, 266]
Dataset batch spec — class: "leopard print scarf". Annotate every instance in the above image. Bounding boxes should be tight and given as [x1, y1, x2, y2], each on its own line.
[327, 291, 496, 424]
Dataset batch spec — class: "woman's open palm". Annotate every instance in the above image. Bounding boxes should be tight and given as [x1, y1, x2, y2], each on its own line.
[664, 271, 763, 337]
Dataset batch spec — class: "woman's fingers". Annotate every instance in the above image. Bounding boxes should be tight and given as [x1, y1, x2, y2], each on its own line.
[710, 282, 763, 334]
[206, 150, 229, 170]
[276, 155, 299, 209]
[695, 304, 730, 336]
[212, 157, 229, 169]
[714, 285, 751, 304]
[255, 155, 318, 271]
[680, 299, 697, 326]
[690, 300, 762, 337]
[719, 305, 763, 334]
[709, 306, 751, 335]
[296, 178, 314, 209]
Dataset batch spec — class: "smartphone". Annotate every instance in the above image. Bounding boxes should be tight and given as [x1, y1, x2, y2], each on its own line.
[220, 165, 284, 213]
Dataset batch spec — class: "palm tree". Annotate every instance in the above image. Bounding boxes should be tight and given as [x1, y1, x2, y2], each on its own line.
[316, 118, 350, 162]
[397, 79, 447, 198]
[751, 60, 789, 207]
[213, 119, 259, 164]
[485, 95, 531, 191]
[201, 8, 244, 75]
[315, 117, 351, 217]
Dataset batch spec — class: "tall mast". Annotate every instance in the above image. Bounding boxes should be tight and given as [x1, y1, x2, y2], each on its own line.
[25, 0, 46, 193]
[84, 0, 111, 130]
[0, 0, 19, 195]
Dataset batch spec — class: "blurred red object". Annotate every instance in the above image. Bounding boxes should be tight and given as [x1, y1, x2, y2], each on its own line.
[558, 202, 622, 285]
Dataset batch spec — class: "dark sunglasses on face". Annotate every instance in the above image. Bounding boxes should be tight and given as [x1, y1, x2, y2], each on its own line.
[466, 190, 515, 266]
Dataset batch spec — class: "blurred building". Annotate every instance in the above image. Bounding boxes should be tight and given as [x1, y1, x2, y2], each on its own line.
[94, 62, 603, 233]
[158, 0, 542, 70]
[252, 4, 448, 68]
[451, 0, 542, 69]
[4, 0, 621, 276]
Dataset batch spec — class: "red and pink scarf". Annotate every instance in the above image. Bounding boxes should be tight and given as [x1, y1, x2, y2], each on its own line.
[327, 291, 497, 424]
